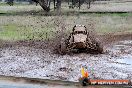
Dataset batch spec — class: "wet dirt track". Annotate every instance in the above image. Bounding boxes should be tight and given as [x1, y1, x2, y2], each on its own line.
[0, 40, 132, 82]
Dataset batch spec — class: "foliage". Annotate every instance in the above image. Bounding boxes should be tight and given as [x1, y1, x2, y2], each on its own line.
[5, 0, 94, 12]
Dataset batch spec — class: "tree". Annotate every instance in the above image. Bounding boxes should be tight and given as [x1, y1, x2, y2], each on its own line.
[69, 0, 94, 9]
[35, 0, 94, 12]
[33, 0, 59, 12]
[33, 0, 50, 12]
[6, 0, 96, 12]
[6, 0, 14, 6]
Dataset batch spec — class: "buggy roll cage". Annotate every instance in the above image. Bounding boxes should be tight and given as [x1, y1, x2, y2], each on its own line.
[72, 25, 88, 35]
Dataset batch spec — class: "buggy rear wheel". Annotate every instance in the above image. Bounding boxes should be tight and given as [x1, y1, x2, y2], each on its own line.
[95, 42, 103, 54]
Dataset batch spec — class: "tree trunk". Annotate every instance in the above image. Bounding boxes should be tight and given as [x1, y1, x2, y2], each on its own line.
[38, 0, 50, 12]
[53, 0, 56, 10]
[56, 0, 61, 11]
[79, 0, 81, 9]
[47, 0, 51, 7]
[87, 0, 91, 9]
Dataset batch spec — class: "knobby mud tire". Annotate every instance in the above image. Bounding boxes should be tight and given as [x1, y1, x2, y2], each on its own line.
[95, 42, 104, 54]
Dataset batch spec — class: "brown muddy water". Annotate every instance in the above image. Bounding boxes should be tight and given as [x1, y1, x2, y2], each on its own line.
[0, 76, 131, 88]
[0, 40, 132, 80]
[0, 39, 132, 88]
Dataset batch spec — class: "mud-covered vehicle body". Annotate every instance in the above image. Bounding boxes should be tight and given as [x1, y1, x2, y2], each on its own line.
[60, 25, 103, 54]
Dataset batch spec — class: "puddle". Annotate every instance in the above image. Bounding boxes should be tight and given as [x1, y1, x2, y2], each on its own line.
[0, 40, 132, 83]
[116, 55, 132, 65]
[118, 40, 132, 45]
[0, 76, 131, 88]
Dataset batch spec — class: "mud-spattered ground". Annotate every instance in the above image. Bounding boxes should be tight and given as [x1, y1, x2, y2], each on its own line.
[0, 39, 132, 82]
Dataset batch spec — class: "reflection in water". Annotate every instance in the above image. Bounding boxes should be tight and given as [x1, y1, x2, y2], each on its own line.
[0, 80, 131, 88]
[116, 55, 132, 65]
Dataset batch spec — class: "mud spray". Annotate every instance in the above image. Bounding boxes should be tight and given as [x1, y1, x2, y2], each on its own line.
[1, 17, 132, 55]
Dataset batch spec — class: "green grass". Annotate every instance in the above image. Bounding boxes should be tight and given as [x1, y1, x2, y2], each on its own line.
[0, 3, 8, 6]
[0, 10, 6, 14]
[101, 13, 132, 17]
[0, 4, 132, 41]
[0, 24, 55, 41]
[111, 13, 132, 17]
[80, 12, 132, 17]
[0, 2, 30, 6]
[0, 24, 28, 41]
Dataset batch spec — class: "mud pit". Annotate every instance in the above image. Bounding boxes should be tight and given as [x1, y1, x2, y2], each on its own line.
[0, 40, 132, 82]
